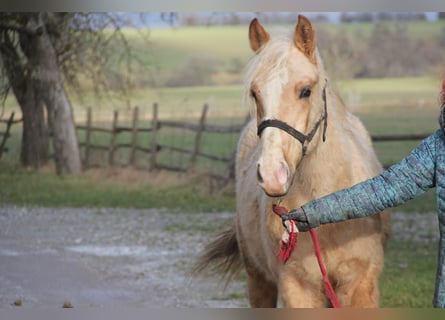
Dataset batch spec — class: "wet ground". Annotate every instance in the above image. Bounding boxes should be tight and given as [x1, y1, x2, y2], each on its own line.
[0, 206, 247, 309]
[0, 205, 439, 309]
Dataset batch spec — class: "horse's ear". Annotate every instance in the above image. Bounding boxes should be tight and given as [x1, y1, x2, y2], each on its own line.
[294, 15, 316, 64]
[249, 18, 270, 53]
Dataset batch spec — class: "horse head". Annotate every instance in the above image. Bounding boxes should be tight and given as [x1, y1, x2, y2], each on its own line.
[245, 15, 328, 197]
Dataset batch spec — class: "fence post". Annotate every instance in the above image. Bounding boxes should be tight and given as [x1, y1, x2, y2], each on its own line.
[129, 106, 139, 167]
[109, 110, 119, 166]
[0, 112, 15, 159]
[149, 103, 159, 171]
[84, 107, 92, 168]
[188, 103, 208, 172]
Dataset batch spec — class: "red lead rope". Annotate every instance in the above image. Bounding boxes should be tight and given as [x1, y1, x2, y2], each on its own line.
[272, 204, 342, 308]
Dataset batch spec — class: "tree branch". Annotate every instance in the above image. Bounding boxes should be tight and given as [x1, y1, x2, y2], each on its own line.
[0, 22, 43, 36]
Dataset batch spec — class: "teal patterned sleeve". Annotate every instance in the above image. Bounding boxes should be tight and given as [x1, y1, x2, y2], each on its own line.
[301, 132, 438, 227]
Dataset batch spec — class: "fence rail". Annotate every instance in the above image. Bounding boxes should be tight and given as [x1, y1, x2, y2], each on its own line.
[0, 105, 436, 182]
[0, 112, 20, 158]
[76, 103, 242, 181]
[371, 133, 430, 141]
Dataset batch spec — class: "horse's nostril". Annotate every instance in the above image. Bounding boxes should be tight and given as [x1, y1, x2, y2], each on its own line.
[257, 164, 264, 183]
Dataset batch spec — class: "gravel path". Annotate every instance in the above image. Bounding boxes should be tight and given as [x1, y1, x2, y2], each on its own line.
[0, 206, 439, 309]
[0, 206, 247, 308]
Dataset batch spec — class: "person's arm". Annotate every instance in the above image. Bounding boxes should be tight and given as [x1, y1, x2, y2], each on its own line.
[290, 131, 439, 230]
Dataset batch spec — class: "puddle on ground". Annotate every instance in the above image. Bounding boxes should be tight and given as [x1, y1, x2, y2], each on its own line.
[0, 249, 22, 256]
[0, 248, 58, 257]
[65, 245, 188, 258]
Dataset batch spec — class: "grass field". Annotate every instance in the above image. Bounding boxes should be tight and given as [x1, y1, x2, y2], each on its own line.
[1, 76, 440, 209]
[381, 240, 437, 307]
[2, 19, 443, 117]
[144, 20, 445, 72]
[0, 97, 440, 308]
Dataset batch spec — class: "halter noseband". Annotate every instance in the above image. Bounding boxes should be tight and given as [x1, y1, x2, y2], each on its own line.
[257, 79, 328, 156]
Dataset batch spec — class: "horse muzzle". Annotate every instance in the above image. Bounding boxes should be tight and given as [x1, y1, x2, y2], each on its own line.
[256, 160, 290, 197]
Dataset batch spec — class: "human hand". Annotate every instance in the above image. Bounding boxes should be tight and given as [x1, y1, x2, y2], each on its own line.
[281, 207, 311, 232]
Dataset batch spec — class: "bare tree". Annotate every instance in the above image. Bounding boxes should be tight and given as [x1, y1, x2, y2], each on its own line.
[0, 12, 80, 174]
[0, 25, 47, 168]
[0, 12, 147, 175]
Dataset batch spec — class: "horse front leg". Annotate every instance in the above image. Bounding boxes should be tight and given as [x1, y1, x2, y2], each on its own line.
[334, 265, 381, 307]
[244, 263, 278, 307]
[279, 271, 327, 308]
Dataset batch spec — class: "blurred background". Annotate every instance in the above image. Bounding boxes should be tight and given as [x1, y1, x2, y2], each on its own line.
[1, 12, 444, 183]
[0, 12, 444, 307]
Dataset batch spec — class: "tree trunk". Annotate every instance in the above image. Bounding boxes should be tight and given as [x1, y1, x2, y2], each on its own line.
[0, 31, 49, 168]
[19, 85, 49, 168]
[20, 13, 82, 175]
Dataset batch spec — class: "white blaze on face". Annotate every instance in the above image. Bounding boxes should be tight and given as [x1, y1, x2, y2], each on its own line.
[256, 69, 292, 197]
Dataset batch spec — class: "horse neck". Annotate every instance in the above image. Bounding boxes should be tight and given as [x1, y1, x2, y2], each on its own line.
[293, 92, 352, 195]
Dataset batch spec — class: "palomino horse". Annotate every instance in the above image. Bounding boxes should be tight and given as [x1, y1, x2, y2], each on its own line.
[194, 15, 390, 308]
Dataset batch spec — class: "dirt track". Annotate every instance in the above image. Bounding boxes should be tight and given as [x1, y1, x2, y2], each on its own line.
[0, 205, 438, 309]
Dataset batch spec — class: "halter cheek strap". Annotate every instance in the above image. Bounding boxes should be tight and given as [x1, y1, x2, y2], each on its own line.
[257, 79, 328, 156]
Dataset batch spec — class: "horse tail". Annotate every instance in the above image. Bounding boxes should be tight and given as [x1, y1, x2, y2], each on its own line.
[191, 221, 242, 284]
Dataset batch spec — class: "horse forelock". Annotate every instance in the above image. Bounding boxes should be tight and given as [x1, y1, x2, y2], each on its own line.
[244, 33, 292, 117]
[243, 31, 327, 122]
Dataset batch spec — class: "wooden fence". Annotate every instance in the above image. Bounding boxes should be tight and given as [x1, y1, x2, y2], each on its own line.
[77, 104, 246, 181]
[0, 106, 434, 182]
[0, 112, 20, 159]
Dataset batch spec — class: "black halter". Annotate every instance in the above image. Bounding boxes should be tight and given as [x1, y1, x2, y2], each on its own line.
[257, 80, 328, 156]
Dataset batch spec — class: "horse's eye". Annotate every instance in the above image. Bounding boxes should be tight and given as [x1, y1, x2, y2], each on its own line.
[299, 87, 311, 99]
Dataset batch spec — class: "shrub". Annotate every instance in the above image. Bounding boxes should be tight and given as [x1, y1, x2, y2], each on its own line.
[165, 54, 219, 87]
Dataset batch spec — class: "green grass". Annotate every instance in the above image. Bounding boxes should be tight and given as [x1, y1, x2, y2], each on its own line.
[381, 240, 437, 307]
[64, 85, 245, 121]
[336, 77, 440, 110]
[69, 76, 442, 122]
[60, 27, 445, 197]
[358, 104, 437, 166]
[0, 163, 235, 212]
[1, 18, 440, 118]
[318, 20, 445, 39]
[3, 76, 438, 118]
[2, 76, 441, 213]
[148, 26, 251, 70]
[146, 20, 445, 72]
